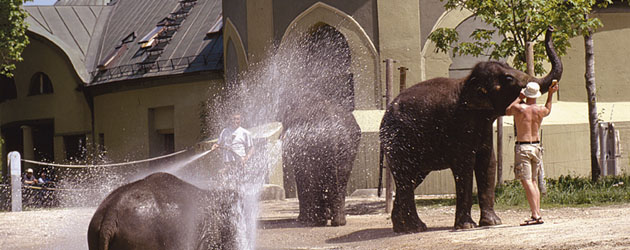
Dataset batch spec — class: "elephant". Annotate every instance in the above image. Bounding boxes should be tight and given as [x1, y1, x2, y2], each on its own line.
[87, 172, 238, 250]
[379, 27, 562, 233]
[277, 91, 361, 226]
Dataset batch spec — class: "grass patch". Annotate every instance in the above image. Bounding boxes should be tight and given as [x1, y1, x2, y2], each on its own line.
[414, 175, 630, 209]
[496, 175, 630, 208]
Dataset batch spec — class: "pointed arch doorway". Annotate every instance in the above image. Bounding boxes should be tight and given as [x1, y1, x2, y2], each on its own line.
[280, 2, 380, 110]
[304, 24, 354, 111]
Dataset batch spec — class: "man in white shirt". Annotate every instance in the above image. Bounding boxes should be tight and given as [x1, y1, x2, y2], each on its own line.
[211, 113, 254, 169]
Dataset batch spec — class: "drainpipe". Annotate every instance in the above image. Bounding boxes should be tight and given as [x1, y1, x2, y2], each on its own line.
[80, 84, 97, 163]
[383, 58, 395, 213]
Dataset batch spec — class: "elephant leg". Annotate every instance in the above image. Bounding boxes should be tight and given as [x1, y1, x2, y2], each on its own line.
[294, 164, 313, 224]
[391, 168, 429, 233]
[452, 166, 476, 229]
[330, 193, 346, 226]
[475, 141, 502, 227]
[282, 159, 297, 198]
[311, 175, 328, 226]
[297, 163, 327, 226]
[330, 164, 351, 226]
[295, 180, 309, 223]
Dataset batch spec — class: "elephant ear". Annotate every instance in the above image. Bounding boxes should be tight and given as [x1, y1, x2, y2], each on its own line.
[459, 77, 494, 110]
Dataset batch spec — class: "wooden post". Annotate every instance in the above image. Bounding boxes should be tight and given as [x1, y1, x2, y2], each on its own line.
[398, 67, 408, 92]
[384, 59, 395, 213]
[496, 117, 503, 185]
[526, 42, 535, 76]
[598, 122, 607, 176]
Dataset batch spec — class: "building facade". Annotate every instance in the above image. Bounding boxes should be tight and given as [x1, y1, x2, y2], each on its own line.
[222, 0, 630, 194]
[1, 0, 629, 194]
[1, 0, 223, 179]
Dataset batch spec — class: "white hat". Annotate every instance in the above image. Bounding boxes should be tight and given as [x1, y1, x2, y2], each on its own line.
[522, 82, 541, 98]
[26, 168, 33, 173]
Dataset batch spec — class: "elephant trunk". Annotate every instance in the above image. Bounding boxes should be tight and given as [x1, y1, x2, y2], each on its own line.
[534, 26, 563, 93]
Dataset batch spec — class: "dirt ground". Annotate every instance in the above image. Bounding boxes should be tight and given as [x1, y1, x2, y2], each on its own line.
[1, 196, 630, 250]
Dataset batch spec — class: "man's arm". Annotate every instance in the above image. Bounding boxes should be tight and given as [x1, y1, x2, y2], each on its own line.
[506, 92, 526, 116]
[211, 129, 228, 151]
[243, 146, 255, 163]
[541, 81, 559, 117]
[243, 133, 255, 163]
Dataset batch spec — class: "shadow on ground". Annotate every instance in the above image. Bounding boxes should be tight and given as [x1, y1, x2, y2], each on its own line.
[325, 226, 453, 244]
[258, 218, 303, 229]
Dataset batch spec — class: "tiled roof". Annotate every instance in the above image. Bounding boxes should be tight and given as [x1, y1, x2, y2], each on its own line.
[24, 5, 111, 82]
[54, 0, 111, 5]
[24, 0, 223, 85]
[90, 0, 223, 85]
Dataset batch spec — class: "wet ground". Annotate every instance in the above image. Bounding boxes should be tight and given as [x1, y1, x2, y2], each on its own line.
[1, 197, 630, 249]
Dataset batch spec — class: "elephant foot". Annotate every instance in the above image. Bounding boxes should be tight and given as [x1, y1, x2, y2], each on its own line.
[392, 218, 428, 233]
[479, 211, 502, 227]
[330, 214, 346, 227]
[454, 217, 477, 230]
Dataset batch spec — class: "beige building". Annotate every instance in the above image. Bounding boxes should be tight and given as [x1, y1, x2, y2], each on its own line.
[222, 0, 630, 194]
[1, 0, 224, 179]
[1, 0, 629, 194]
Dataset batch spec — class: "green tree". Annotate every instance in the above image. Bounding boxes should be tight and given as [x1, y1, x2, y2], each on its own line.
[429, 0, 612, 182]
[429, 0, 601, 73]
[0, 0, 30, 77]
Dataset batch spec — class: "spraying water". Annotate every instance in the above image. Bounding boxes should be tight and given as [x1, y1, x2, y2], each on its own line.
[198, 23, 366, 249]
[33, 20, 364, 250]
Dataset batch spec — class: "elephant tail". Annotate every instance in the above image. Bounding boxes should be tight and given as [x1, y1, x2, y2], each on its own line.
[377, 142, 384, 197]
[87, 207, 116, 250]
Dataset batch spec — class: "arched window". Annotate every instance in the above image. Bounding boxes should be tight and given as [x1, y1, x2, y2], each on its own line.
[0, 75, 17, 102]
[28, 72, 54, 96]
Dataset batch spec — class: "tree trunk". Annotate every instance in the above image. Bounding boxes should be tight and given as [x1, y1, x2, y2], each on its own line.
[584, 24, 600, 182]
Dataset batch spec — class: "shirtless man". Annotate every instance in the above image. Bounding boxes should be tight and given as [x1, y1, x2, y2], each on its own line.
[505, 80, 558, 226]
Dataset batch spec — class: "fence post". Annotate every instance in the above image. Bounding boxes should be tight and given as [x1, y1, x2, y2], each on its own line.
[8, 151, 22, 212]
[384, 59, 396, 214]
[598, 122, 608, 176]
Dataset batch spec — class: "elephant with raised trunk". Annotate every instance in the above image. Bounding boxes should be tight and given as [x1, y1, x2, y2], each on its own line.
[88, 172, 238, 250]
[379, 27, 562, 233]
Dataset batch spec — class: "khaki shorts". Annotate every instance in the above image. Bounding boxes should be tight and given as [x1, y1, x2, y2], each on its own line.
[514, 144, 543, 181]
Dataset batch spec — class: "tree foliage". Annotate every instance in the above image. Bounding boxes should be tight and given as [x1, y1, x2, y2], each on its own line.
[0, 0, 30, 77]
[428, 0, 610, 74]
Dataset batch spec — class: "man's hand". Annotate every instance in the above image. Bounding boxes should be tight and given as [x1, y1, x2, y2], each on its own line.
[549, 80, 559, 94]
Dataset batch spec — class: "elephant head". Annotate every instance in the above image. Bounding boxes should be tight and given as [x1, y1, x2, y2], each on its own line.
[459, 26, 563, 116]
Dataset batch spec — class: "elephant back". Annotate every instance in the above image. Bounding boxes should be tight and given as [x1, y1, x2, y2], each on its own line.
[88, 173, 238, 250]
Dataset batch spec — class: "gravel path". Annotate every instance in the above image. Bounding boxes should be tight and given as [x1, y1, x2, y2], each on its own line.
[1, 197, 629, 250]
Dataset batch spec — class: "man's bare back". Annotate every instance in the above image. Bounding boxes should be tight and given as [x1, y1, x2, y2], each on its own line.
[510, 101, 546, 142]
[506, 82, 558, 141]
